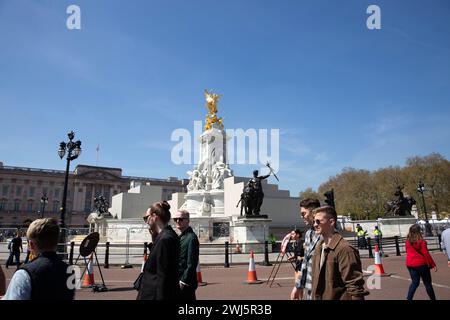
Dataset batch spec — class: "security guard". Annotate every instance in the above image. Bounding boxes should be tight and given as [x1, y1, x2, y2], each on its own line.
[357, 227, 367, 249]
[373, 226, 383, 248]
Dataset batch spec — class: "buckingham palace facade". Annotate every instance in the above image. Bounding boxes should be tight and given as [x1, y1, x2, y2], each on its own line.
[0, 162, 188, 227]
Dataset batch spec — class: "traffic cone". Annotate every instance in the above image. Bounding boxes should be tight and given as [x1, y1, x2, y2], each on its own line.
[196, 261, 207, 286]
[140, 251, 148, 273]
[373, 245, 389, 276]
[244, 251, 263, 284]
[82, 254, 95, 287]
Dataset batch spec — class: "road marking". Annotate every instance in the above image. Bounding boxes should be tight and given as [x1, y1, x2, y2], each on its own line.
[261, 277, 292, 281]
[389, 275, 450, 290]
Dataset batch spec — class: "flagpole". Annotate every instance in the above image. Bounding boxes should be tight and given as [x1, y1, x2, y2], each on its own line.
[96, 145, 99, 166]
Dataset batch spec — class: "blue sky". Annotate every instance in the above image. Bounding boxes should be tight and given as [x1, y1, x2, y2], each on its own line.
[0, 0, 449, 196]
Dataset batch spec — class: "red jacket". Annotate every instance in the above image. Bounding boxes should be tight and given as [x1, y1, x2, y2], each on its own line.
[405, 240, 436, 268]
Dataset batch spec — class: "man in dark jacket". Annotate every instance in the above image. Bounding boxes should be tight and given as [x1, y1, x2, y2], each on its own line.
[174, 210, 200, 300]
[6, 231, 23, 269]
[137, 201, 180, 300]
[2, 218, 75, 300]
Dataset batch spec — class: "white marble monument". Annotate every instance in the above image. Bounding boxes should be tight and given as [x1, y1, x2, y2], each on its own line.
[98, 90, 303, 248]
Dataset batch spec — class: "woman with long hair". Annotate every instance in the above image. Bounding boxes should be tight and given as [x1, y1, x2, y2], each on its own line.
[405, 224, 437, 300]
[137, 201, 180, 300]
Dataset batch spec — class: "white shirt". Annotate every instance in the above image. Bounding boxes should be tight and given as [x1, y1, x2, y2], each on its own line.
[441, 228, 450, 260]
[2, 270, 32, 300]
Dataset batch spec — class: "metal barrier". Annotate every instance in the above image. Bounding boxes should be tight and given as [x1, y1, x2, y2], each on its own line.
[104, 242, 110, 268]
[395, 236, 401, 256]
[1, 227, 446, 267]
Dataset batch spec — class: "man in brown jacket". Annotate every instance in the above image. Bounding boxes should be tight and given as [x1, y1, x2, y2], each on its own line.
[311, 206, 369, 300]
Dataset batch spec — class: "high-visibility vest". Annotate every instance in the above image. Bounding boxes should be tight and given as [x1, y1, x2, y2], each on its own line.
[357, 230, 366, 237]
[373, 229, 382, 237]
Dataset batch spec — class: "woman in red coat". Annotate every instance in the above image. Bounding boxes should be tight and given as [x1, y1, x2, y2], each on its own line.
[405, 224, 437, 300]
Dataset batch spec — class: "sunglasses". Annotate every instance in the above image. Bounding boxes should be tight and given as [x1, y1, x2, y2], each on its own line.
[143, 215, 153, 223]
[314, 218, 334, 225]
[173, 218, 186, 222]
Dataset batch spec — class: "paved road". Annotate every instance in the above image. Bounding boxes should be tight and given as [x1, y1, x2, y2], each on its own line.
[2, 251, 449, 300]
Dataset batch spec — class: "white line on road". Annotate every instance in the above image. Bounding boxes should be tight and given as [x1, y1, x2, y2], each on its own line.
[389, 275, 450, 290]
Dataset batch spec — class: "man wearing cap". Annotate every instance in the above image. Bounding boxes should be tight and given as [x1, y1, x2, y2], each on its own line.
[174, 210, 200, 300]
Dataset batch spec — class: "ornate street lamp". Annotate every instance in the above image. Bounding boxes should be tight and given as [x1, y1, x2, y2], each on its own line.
[40, 195, 48, 218]
[58, 131, 82, 256]
[417, 181, 432, 237]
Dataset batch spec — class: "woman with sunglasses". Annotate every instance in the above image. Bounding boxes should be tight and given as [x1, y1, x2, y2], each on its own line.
[137, 201, 180, 300]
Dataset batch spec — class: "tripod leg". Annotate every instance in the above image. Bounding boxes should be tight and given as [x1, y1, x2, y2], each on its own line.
[94, 251, 107, 287]
[266, 252, 281, 285]
[270, 254, 284, 287]
[79, 257, 89, 282]
[74, 253, 81, 265]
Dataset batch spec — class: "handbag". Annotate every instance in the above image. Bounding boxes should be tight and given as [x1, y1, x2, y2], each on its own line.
[133, 273, 144, 291]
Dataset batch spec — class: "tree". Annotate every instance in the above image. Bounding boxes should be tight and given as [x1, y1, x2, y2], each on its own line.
[297, 153, 450, 220]
[298, 188, 321, 202]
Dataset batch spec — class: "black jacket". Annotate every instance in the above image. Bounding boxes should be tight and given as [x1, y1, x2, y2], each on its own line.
[178, 227, 199, 290]
[21, 251, 75, 300]
[137, 225, 180, 300]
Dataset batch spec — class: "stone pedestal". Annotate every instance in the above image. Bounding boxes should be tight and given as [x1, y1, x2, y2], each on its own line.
[379, 216, 417, 237]
[189, 216, 231, 242]
[231, 216, 272, 253]
[185, 189, 225, 217]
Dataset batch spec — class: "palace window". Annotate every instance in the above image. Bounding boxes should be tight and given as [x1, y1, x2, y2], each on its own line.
[2, 185, 8, 196]
[27, 201, 34, 212]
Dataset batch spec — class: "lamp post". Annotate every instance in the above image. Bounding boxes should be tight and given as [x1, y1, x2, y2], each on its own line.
[58, 131, 82, 257]
[417, 181, 432, 237]
[40, 195, 48, 218]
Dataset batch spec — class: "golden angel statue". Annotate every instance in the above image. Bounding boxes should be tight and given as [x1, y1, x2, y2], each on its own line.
[205, 89, 220, 115]
[204, 89, 224, 131]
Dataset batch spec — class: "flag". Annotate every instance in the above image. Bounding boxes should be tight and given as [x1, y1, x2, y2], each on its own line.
[96, 144, 100, 152]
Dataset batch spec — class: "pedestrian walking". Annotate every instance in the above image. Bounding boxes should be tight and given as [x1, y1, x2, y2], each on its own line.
[441, 227, 450, 268]
[137, 201, 180, 300]
[288, 229, 304, 283]
[174, 210, 200, 301]
[311, 206, 368, 300]
[405, 224, 437, 300]
[290, 198, 321, 300]
[6, 231, 23, 269]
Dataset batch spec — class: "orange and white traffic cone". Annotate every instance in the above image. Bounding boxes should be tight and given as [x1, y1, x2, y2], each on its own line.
[244, 251, 263, 284]
[196, 261, 207, 286]
[373, 245, 389, 276]
[82, 254, 95, 287]
[140, 251, 148, 273]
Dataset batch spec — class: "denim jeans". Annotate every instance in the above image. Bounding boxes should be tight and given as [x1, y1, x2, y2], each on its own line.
[6, 251, 21, 268]
[407, 265, 436, 300]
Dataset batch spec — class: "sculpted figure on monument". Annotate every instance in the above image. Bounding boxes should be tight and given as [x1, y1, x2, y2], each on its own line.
[211, 161, 232, 190]
[237, 184, 253, 216]
[87, 195, 111, 224]
[244, 170, 270, 215]
[384, 185, 416, 217]
[187, 170, 205, 191]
